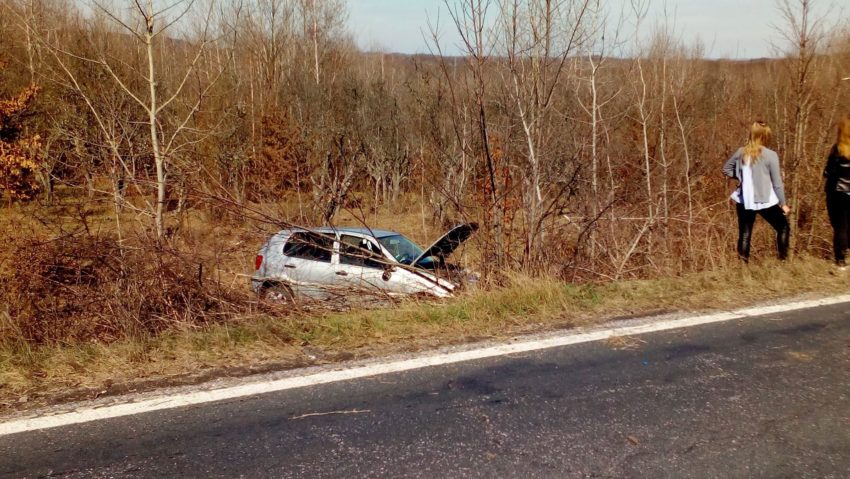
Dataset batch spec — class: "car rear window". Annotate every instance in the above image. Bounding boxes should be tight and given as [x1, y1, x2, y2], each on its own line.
[283, 232, 333, 263]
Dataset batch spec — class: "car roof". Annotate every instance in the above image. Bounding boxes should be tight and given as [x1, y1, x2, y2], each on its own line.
[278, 226, 399, 239]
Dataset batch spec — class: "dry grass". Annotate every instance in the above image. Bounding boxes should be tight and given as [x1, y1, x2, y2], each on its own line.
[0, 188, 844, 410]
[1, 255, 845, 410]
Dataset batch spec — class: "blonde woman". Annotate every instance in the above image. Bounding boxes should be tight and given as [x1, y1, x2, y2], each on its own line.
[723, 121, 791, 262]
[823, 115, 850, 268]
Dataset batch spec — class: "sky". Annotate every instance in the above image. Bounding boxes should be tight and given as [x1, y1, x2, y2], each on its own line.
[346, 0, 835, 59]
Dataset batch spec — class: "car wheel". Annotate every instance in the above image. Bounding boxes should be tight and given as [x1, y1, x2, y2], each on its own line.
[260, 283, 296, 303]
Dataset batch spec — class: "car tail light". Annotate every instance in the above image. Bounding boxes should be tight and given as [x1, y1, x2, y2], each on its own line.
[255, 254, 264, 270]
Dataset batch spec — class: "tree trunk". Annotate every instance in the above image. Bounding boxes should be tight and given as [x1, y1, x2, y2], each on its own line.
[145, 24, 166, 239]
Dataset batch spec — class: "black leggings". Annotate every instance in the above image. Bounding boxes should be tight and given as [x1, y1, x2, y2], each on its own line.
[826, 192, 850, 264]
[736, 203, 790, 262]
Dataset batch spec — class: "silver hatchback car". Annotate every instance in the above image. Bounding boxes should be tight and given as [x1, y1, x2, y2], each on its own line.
[251, 223, 478, 301]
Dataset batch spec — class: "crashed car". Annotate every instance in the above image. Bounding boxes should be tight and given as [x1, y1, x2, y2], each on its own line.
[251, 223, 478, 301]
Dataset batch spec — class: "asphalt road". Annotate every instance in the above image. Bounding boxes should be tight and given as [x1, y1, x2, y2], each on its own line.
[2, 301, 850, 478]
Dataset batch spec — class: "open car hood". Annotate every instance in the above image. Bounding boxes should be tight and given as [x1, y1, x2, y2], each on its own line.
[413, 223, 478, 267]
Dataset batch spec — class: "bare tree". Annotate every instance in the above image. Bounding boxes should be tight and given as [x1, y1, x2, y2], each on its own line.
[574, 0, 625, 258]
[434, 0, 507, 272]
[498, 0, 591, 265]
[30, 0, 233, 238]
[774, 0, 830, 253]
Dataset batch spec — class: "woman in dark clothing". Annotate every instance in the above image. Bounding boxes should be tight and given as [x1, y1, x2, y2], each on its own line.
[824, 115, 850, 268]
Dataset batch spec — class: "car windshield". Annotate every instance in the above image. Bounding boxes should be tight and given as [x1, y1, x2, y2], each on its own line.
[377, 234, 424, 265]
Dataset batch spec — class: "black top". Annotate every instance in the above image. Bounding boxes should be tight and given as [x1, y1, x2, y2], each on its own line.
[824, 145, 850, 194]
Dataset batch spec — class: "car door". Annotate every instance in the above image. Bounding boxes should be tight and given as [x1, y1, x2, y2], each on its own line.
[278, 231, 337, 298]
[336, 234, 396, 295]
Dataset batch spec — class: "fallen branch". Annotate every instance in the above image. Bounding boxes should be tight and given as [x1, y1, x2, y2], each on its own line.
[290, 409, 371, 420]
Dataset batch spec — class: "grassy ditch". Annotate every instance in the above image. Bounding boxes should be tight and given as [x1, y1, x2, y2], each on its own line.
[1, 256, 847, 411]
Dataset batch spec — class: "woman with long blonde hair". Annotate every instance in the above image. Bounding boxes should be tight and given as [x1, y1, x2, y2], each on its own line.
[823, 115, 850, 268]
[723, 121, 791, 262]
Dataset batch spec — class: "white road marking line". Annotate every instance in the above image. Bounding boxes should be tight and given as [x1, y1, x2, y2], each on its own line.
[2, 294, 849, 436]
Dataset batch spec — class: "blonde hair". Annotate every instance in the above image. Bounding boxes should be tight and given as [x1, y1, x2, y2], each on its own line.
[837, 115, 850, 159]
[743, 121, 771, 165]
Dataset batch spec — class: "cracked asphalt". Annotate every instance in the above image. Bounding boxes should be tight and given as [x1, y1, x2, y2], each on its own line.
[2, 300, 850, 478]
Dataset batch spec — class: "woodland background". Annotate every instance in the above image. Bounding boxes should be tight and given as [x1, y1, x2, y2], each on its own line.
[1, 0, 849, 345]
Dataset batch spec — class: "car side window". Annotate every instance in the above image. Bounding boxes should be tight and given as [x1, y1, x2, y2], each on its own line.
[339, 235, 384, 269]
[283, 232, 333, 263]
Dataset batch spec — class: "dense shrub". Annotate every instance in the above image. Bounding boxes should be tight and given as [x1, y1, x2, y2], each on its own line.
[0, 232, 247, 344]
